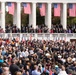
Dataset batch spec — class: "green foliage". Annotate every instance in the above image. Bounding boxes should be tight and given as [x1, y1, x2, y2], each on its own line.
[5, 9, 29, 26]
[52, 8, 60, 24]
[67, 17, 76, 25]
[71, 17, 76, 24]
[21, 8, 29, 26]
[5, 12, 13, 25]
[36, 7, 45, 25]
[52, 17, 60, 25]
[5, 7, 76, 26]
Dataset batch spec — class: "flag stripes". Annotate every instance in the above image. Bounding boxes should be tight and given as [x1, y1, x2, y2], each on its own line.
[5, 3, 76, 17]
[38, 3, 46, 16]
[23, 3, 31, 14]
[69, 3, 76, 17]
[7, 2, 15, 15]
[54, 3, 61, 17]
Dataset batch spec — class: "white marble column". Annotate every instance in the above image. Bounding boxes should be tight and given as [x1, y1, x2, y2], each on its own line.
[45, 4, 48, 26]
[61, 4, 63, 26]
[17, 2, 21, 30]
[0, 4, 1, 27]
[29, 3, 32, 26]
[1, 2, 5, 31]
[61, 3, 67, 30]
[13, 3, 17, 25]
[29, 3, 36, 29]
[45, 3, 52, 29]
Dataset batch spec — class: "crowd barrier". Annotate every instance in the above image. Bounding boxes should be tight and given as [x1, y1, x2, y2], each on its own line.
[0, 33, 76, 41]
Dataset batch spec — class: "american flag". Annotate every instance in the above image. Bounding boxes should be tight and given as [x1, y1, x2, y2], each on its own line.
[69, 3, 76, 17]
[54, 3, 61, 17]
[38, 3, 46, 16]
[23, 3, 31, 14]
[7, 2, 15, 15]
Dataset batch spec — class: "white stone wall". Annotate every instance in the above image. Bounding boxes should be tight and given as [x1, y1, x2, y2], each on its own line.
[0, 33, 76, 42]
[0, 0, 76, 3]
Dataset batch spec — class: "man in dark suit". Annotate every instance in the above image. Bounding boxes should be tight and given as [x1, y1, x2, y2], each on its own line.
[10, 59, 20, 75]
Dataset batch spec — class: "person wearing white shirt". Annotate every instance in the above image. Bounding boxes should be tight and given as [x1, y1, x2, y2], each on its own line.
[21, 50, 26, 57]
[29, 50, 34, 55]
[32, 65, 41, 75]
[25, 49, 29, 57]
[58, 65, 68, 75]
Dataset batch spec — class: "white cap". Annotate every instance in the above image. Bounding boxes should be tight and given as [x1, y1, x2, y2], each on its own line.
[20, 55, 22, 58]
[55, 65, 58, 68]
[58, 55, 62, 58]
[8, 54, 12, 58]
[45, 53, 50, 56]
[1, 45, 4, 48]
[72, 58, 76, 61]
[38, 64, 42, 67]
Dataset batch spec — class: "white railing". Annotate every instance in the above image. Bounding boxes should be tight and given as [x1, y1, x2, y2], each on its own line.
[0, 33, 76, 41]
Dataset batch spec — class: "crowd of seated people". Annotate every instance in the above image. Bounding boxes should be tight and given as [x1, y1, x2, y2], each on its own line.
[0, 38, 76, 75]
[6, 24, 20, 33]
[50, 24, 66, 33]
[21, 24, 49, 33]
[67, 24, 76, 33]
[21, 25, 34, 33]
[1, 23, 76, 33]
